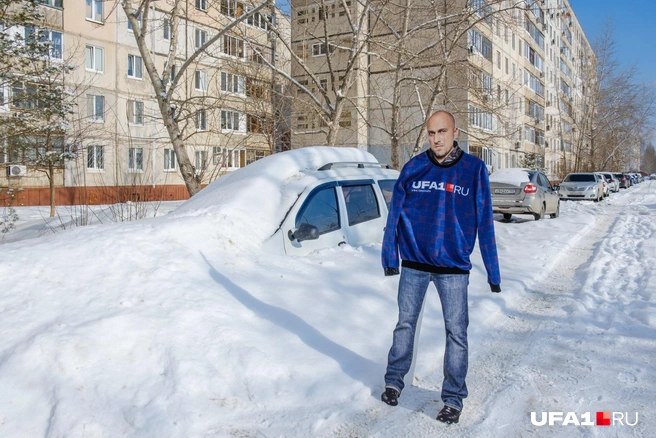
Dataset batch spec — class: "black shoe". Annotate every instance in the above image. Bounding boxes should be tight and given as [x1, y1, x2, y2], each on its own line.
[381, 387, 400, 406]
[436, 405, 461, 424]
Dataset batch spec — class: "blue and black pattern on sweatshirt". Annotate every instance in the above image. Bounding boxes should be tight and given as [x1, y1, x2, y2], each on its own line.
[381, 151, 501, 285]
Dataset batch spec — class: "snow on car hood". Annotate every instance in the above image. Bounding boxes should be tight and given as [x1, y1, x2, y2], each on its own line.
[171, 147, 380, 249]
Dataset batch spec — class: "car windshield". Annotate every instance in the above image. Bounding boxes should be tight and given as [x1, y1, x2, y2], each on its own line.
[564, 174, 595, 182]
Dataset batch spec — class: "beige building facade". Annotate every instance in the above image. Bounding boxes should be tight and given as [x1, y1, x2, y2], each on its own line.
[1, 0, 289, 203]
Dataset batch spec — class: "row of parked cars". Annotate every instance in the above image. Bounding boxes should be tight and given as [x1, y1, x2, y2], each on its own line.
[489, 169, 646, 221]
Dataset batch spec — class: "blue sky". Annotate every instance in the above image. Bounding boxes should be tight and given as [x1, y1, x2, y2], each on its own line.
[571, 0, 656, 86]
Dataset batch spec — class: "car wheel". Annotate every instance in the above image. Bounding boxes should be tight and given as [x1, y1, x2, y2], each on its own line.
[550, 202, 560, 218]
[503, 213, 512, 221]
[533, 204, 545, 221]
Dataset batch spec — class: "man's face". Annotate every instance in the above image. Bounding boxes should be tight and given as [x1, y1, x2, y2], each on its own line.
[427, 113, 458, 162]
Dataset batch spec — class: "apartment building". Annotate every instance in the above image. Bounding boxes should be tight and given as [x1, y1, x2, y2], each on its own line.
[1, 0, 290, 204]
[290, 0, 596, 181]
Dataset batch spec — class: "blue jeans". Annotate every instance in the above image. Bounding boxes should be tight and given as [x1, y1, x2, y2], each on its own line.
[384, 267, 470, 410]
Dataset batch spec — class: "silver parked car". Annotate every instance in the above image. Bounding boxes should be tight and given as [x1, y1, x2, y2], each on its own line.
[489, 168, 560, 221]
[557, 172, 605, 202]
[594, 173, 610, 197]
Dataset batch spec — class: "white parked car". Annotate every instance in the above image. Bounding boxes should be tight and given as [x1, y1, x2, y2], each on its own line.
[600, 172, 620, 193]
[594, 173, 610, 197]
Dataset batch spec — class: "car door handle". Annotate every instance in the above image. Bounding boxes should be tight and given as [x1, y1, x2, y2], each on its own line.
[338, 241, 346, 246]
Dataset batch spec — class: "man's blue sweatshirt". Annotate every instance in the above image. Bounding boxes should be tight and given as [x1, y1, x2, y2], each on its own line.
[381, 148, 501, 285]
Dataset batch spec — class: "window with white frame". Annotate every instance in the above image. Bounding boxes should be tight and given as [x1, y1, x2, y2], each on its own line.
[128, 100, 144, 125]
[221, 110, 243, 132]
[195, 29, 207, 51]
[222, 35, 244, 58]
[86, 0, 103, 23]
[25, 27, 63, 59]
[40, 0, 63, 7]
[524, 42, 544, 72]
[128, 54, 143, 79]
[194, 70, 208, 91]
[468, 29, 492, 61]
[312, 42, 334, 57]
[220, 71, 245, 94]
[247, 11, 272, 30]
[87, 94, 104, 122]
[164, 148, 176, 171]
[213, 146, 240, 169]
[0, 84, 8, 111]
[481, 72, 493, 96]
[196, 109, 207, 131]
[468, 104, 494, 131]
[195, 150, 208, 171]
[87, 145, 104, 170]
[128, 147, 144, 171]
[127, 13, 142, 31]
[523, 69, 544, 96]
[85, 45, 104, 72]
[196, 0, 208, 11]
[526, 99, 545, 121]
[221, 0, 245, 18]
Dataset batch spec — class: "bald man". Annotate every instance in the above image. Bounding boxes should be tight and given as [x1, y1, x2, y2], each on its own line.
[380, 110, 501, 424]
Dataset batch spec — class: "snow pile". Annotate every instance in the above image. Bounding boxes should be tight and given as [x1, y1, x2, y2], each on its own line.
[171, 146, 379, 248]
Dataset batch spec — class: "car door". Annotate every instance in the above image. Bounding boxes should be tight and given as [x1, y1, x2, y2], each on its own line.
[538, 173, 559, 213]
[283, 182, 348, 256]
[340, 181, 386, 246]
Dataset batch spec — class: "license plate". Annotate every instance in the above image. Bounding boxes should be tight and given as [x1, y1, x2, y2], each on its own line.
[494, 189, 515, 194]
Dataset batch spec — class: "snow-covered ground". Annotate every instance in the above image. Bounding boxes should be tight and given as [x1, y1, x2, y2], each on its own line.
[1, 169, 654, 437]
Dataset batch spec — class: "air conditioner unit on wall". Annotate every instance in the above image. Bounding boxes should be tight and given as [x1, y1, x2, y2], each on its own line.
[6, 165, 27, 177]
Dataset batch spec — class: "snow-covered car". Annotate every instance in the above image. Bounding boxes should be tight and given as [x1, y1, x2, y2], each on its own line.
[173, 146, 399, 256]
[489, 168, 560, 221]
[556, 172, 605, 202]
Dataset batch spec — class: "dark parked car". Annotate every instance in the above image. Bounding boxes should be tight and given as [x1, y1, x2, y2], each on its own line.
[614, 173, 631, 189]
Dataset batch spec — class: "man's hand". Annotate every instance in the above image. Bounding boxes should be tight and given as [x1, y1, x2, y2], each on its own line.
[490, 283, 501, 293]
[384, 268, 400, 276]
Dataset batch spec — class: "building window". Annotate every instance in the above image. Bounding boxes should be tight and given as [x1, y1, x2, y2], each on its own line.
[40, 0, 63, 7]
[85, 45, 104, 72]
[312, 42, 334, 56]
[127, 13, 142, 31]
[128, 147, 144, 171]
[87, 145, 104, 170]
[86, 0, 103, 23]
[221, 71, 245, 94]
[195, 0, 208, 11]
[468, 104, 494, 131]
[222, 35, 244, 58]
[194, 70, 208, 91]
[195, 150, 208, 171]
[213, 146, 241, 169]
[87, 94, 104, 122]
[164, 148, 176, 171]
[128, 100, 144, 125]
[221, 0, 244, 18]
[195, 28, 207, 51]
[468, 29, 492, 61]
[221, 110, 242, 132]
[247, 11, 272, 30]
[25, 27, 63, 59]
[196, 109, 207, 131]
[128, 54, 143, 79]
[163, 18, 171, 40]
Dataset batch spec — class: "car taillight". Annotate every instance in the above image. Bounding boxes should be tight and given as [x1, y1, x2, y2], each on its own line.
[524, 184, 538, 194]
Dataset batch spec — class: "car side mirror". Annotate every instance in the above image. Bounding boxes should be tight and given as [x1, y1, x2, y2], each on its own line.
[288, 223, 320, 242]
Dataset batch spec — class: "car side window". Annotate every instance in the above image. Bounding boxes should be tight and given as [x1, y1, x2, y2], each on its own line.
[538, 173, 551, 189]
[342, 184, 380, 226]
[295, 187, 340, 235]
[377, 179, 396, 209]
